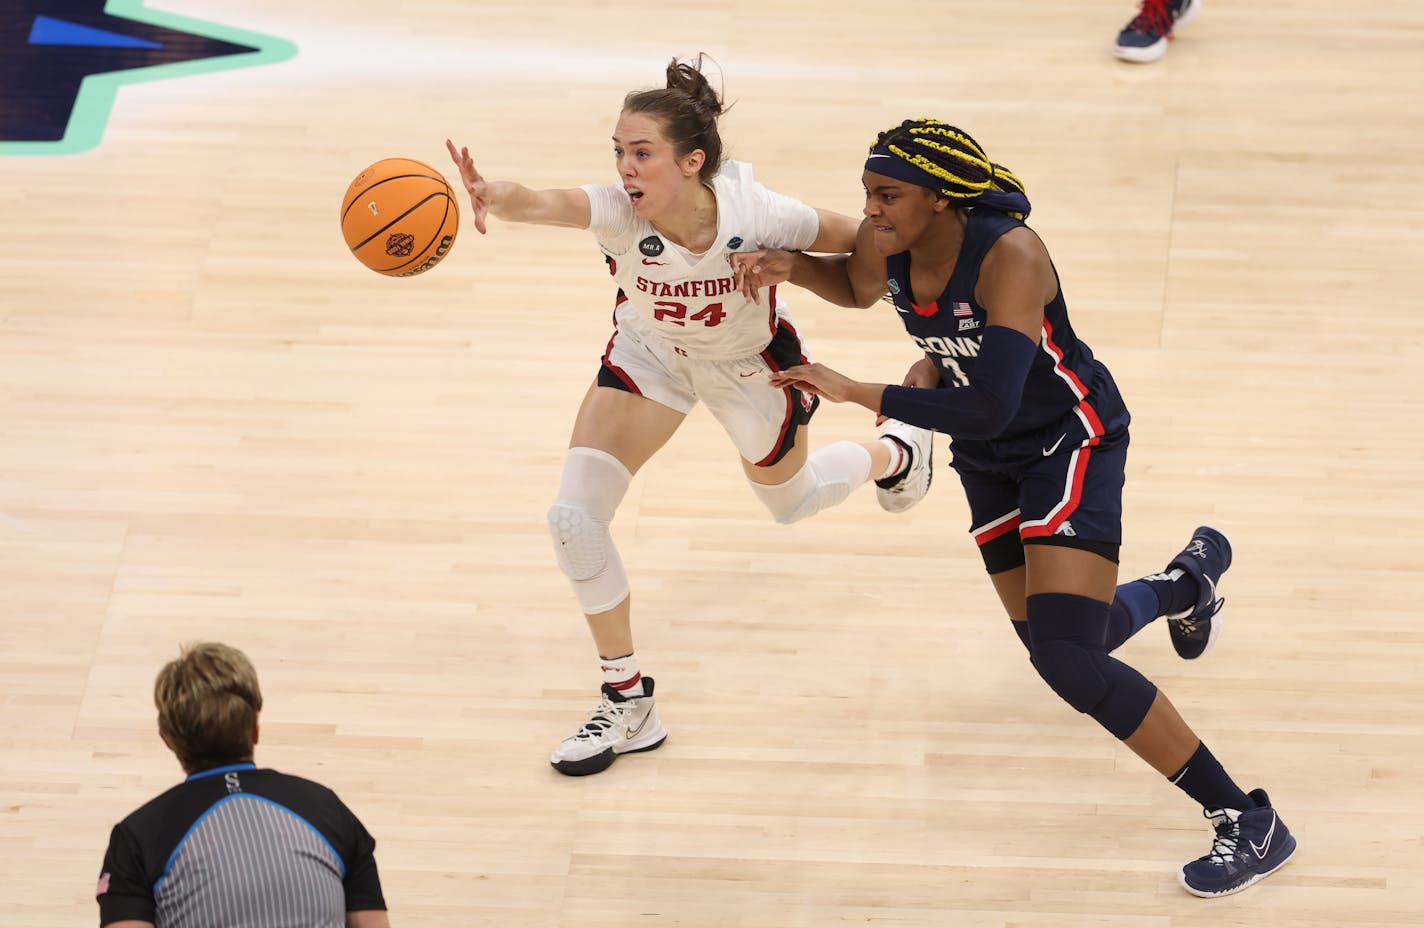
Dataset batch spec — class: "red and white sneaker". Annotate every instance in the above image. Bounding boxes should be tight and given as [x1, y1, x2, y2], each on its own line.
[875, 420, 934, 514]
[550, 677, 667, 776]
[1114, 0, 1201, 63]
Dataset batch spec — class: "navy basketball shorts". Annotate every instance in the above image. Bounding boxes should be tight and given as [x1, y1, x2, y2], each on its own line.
[595, 299, 819, 466]
[952, 419, 1129, 574]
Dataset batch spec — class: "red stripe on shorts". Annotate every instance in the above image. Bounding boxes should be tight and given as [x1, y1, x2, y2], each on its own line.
[601, 302, 641, 395]
[1020, 446, 1093, 538]
[973, 510, 1022, 546]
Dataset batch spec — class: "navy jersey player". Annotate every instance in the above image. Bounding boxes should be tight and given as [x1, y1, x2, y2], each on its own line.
[444, 58, 934, 777]
[735, 119, 1296, 897]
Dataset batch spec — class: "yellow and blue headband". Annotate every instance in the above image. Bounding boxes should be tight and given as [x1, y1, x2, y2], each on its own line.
[864, 141, 1031, 219]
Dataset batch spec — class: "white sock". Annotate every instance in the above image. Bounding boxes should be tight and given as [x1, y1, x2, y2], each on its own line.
[599, 653, 644, 696]
[876, 436, 909, 480]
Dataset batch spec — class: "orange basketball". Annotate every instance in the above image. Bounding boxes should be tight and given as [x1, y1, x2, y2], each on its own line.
[340, 158, 459, 277]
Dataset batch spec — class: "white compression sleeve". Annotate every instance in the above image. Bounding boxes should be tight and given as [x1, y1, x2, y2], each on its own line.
[547, 447, 633, 614]
[749, 440, 872, 525]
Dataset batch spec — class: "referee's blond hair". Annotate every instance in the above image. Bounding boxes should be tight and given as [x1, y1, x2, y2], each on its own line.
[154, 642, 263, 774]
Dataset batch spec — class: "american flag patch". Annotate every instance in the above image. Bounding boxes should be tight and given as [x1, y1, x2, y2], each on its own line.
[953, 302, 973, 317]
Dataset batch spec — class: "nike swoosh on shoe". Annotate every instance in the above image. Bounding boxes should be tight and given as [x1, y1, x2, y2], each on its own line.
[1249, 813, 1277, 859]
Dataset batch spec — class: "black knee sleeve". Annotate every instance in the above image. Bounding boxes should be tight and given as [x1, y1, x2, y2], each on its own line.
[1031, 636, 1109, 713]
[1027, 592, 1158, 740]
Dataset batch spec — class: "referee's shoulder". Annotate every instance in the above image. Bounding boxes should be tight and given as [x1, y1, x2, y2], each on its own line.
[112, 774, 220, 834]
[247, 768, 364, 824]
[249, 768, 346, 801]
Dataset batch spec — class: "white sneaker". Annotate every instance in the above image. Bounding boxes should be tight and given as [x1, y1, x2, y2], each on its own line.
[549, 677, 667, 776]
[875, 420, 933, 513]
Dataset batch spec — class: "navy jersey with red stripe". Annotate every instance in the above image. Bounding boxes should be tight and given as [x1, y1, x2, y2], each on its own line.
[885, 208, 1126, 449]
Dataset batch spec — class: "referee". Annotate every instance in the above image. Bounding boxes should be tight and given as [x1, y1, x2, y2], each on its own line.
[96, 642, 391, 928]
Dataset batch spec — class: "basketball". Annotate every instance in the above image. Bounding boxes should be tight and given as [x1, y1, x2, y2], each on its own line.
[340, 158, 459, 277]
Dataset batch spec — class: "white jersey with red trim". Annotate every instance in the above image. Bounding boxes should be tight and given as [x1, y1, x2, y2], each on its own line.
[581, 160, 819, 360]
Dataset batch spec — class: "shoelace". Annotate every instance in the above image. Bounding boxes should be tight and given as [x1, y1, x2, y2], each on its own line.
[1171, 594, 1224, 635]
[1127, 0, 1175, 35]
[575, 693, 631, 740]
[1202, 810, 1242, 866]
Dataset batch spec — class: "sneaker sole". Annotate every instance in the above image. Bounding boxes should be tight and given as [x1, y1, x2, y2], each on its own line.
[550, 726, 668, 777]
[1176, 0, 1202, 30]
[1113, 40, 1168, 63]
[1195, 524, 1232, 650]
[1202, 602, 1224, 654]
[1177, 835, 1297, 897]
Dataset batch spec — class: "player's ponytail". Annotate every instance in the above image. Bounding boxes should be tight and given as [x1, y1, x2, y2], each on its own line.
[623, 54, 727, 183]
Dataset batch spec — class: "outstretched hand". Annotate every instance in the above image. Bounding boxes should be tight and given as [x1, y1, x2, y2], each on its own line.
[769, 362, 860, 404]
[445, 139, 489, 234]
[729, 248, 796, 304]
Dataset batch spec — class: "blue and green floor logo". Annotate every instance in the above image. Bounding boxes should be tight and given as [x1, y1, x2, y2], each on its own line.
[0, 0, 297, 156]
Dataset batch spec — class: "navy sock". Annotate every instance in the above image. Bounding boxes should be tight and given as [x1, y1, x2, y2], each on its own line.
[1143, 568, 1198, 616]
[1168, 741, 1254, 812]
[1106, 581, 1159, 651]
[1011, 619, 1032, 652]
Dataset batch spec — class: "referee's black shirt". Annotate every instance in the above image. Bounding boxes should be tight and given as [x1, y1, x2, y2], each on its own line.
[97, 763, 386, 927]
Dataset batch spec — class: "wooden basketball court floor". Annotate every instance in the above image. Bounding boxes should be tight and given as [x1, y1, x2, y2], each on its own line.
[3, 1, 1422, 925]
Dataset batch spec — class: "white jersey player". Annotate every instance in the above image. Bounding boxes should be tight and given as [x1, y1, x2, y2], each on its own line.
[445, 55, 934, 777]
[584, 158, 817, 360]
[582, 160, 834, 465]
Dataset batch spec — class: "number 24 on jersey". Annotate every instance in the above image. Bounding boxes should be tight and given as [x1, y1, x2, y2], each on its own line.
[653, 301, 726, 327]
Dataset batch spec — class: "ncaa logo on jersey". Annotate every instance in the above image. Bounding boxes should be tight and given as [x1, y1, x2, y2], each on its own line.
[639, 236, 665, 257]
[887, 279, 901, 295]
[726, 236, 743, 249]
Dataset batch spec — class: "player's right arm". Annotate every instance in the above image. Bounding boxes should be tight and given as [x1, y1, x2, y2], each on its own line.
[733, 220, 887, 308]
[445, 139, 591, 233]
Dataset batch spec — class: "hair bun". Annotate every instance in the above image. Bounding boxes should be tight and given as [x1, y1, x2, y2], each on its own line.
[666, 54, 723, 116]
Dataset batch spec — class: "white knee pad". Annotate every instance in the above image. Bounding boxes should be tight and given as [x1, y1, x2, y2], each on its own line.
[548, 448, 632, 614]
[750, 440, 872, 525]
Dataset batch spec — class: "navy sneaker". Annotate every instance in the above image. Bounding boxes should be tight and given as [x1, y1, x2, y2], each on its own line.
[1164, 525, 1231, 659]
[1179, 788, 1297, 897]
[1114, 0, 1200, 63]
